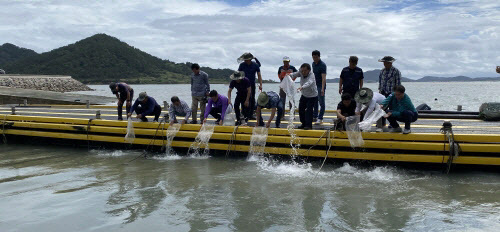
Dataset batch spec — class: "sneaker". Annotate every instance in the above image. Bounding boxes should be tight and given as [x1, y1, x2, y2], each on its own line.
[190, 120, 198, 124]
[375, 128, 383, 132]
[389, 127, 402, 133]
[240, 119, 248, 126]
[315, 119, 323, 125]
[403, 128, 411, 134]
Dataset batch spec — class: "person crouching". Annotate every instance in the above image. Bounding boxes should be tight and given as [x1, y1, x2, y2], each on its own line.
[335, 93, 357, 131]
[354, 88, 386, 132]
[203, 90, 229, 126]
[169, 96, 192, 126]
[255, 91, 283, 128]
[381, 85, 418, 134]
[128, 92, 162, 122]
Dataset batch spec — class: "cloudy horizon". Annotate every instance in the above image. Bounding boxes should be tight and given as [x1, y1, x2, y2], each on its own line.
[1, 0, 499, 80]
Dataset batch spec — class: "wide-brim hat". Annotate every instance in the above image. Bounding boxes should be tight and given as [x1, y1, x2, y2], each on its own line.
[237, 52, 254, 63]
[230, 71, 245, 80]
[378, 56, 396, 63]
[354, 88, 374, 104]
[138, 92, 148, 101]
[257, 92, 269, 107]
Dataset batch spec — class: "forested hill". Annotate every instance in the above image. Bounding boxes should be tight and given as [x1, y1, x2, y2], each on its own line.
[1, 34, 234, 84]
[0, 43, 38, 66]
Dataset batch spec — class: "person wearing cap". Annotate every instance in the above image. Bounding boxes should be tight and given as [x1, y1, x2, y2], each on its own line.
[290, 63, 318, 130]
[128, 92, 162, 122]
[335, 93, 357, 131]
[378, 56, 401, 97]
[238, 52, 263, 119]
[190, 63, 210, 124]
[169, 96, 192, 125]
[354, 88, 386, 131]
[227, 71, 251, 126]
[381, 85, 418, 134]
[278, 56, 298, 112]
[255, 91, 283, 128]
[311, 50, 327, 124]
[109, 82, 134, 120]
[339, 56, 364, 99]
[203, 90, 229, 126]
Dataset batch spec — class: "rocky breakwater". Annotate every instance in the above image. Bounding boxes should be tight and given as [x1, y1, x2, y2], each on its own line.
[0, 75, 92, 92]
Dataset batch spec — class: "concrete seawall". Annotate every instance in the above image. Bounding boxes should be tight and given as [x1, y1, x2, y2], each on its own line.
[0, 75, 92, 92]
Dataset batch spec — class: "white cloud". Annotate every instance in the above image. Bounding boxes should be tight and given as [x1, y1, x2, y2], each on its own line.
[0, 0, 499, 79]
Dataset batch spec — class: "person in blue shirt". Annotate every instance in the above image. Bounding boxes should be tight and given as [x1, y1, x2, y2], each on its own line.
[255, 91, 283, 128]
[109, 82, 134, 120]
[339, 56, 364, 99]
[128, 92, 162, 122]
[238, 52, 262, 119]
[311, 50, 327, 124]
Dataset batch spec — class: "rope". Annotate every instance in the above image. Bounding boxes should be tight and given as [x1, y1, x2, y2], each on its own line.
[125, 118, 165, 164]
[314, 124, 337, 180]
[2, 114, 7, 144]
[225, 125, 239, 158]
[440, 123, 462, 174]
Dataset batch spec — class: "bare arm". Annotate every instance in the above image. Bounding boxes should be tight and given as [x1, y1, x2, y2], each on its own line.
[338, 78, 343, 95]
[257, 72, 263, 91]
[267, 108, 276, 128]
[227, 88, 233, 105]
[321, 73, 326, 96]
[360, 79, 363, 89]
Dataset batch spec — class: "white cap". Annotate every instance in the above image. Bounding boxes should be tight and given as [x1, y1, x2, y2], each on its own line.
[283, 56, 290, 62]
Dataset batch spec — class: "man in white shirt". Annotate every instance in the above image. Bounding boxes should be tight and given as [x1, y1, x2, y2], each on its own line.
[354, 88, 386, 131]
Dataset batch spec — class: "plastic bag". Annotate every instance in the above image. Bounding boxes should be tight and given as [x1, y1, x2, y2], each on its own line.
[279, 74, 296, 100]
[124, 118, 135, 143]
[359, 106, 386, 131]
[223, 105, 236, 126]
[346, 115, 364, 148]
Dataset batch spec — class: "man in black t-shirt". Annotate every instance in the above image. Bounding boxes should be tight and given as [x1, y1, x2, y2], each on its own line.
[335, 93, 357, 131]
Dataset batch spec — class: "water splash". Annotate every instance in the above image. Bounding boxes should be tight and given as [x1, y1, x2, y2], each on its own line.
[164, 124, 181, 156]
[280, 74, 300, 157]
[248, 127, 268, 159]
[187, 123, 215, 157]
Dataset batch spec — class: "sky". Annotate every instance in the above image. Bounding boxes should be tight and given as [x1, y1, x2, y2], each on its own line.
[1, 0, 499, 80]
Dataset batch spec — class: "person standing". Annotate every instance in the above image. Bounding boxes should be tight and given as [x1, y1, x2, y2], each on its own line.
[109, 82, 134, 121]
[190, 63, 210, 124]
[381, 85, 418, 134]
[339, 56, 364, 99]
[238, 52, 263, 119]
[311, 50, 326, 124]
[378, 56, 401, 97]
[169, 96, 192, 125]
[255, 91, 283, 128]
[203, 90, 229, 126]
[128, 92, 162, 122]
[291, 63, 318, 130]
[227, 71, 251, 126]
[277, 56, 297, 112]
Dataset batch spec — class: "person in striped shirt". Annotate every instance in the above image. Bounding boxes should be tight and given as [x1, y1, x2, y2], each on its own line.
[378, 56, 401, 97]
[169, 96, 192, 125]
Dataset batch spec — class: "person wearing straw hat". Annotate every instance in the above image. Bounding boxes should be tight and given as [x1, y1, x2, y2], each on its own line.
[355, 88, 386, 132]
[378, 56, 401, 97]
[109, 82, 134, 121]
[238, 52, 263, 119]
[227, 71, 251, 126]
[278, 56, 297, 113]
[128, 92, 162, 122]
[255, 91, 283, 128]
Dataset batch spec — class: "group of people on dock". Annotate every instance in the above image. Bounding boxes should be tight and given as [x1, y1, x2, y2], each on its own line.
[109, 52, 420, 134]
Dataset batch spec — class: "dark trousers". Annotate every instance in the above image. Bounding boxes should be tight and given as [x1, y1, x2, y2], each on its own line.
[135, 104, 161, 122]
[209, 107, 222, 121]
[299, 95, 315, 128]
[249, 83, 256, 116]
[234, 93, 250, 121]
[387, 110, 418, 129]
[118, 89, 134, 120]
[313, 86, 325, 120]
[258, 100, 284, 128]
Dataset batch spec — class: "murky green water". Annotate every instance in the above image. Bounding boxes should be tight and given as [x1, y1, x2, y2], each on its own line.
[1, 144, 499, 231]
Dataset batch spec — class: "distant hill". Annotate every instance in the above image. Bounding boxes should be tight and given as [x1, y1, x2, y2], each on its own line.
[326, 69, 498, 83]
[1, 34, 234, 84]
[0, 43, 38, 67]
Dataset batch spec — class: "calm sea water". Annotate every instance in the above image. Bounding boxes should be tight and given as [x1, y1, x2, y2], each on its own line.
[1, 82, 499, 231]
[80, 81, 500, 111]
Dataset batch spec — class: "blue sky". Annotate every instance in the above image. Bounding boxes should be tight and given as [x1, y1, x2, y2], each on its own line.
[0, 0, 499, 79]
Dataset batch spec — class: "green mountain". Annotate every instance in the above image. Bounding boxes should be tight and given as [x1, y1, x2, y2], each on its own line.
[2, 34, 234, 84]
[0, 43, 38, 67]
